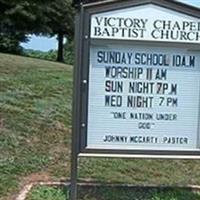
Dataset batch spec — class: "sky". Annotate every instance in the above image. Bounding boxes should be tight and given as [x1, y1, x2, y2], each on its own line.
[21, 0, 200, 52]
[178, 0, 200, 7]
[21, 35, 58, 52]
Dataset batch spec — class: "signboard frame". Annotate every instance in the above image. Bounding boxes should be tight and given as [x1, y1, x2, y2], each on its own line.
[72, 0, 200, 159]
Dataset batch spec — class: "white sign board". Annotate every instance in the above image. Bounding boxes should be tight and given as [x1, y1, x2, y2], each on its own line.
[87, 43, 200, 151]
[85, 4, 200, 152]
[91, 4, 200, 43]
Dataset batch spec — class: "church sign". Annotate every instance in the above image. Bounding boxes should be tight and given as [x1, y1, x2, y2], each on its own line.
[91, 8, 200, 43]
[73, 0, 200, 158]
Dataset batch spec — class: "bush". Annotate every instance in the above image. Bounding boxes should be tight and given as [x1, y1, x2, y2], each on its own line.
[0, 33, 25, 54]
[64, 40, 74, 65]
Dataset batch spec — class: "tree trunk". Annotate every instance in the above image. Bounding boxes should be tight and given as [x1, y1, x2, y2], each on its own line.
[57, 32, 64, 62]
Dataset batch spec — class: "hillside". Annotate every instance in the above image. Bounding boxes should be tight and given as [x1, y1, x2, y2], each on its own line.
[1, 53, 200, 199]
[0, 54, 72, 199]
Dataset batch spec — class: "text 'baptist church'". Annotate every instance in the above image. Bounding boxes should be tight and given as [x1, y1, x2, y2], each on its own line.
[92, 17, 200, 42]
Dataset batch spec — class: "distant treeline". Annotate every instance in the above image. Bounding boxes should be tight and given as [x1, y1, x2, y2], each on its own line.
[23, 41, 74, 65]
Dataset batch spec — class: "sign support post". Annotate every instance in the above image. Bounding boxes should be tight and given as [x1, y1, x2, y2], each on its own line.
[70, 4, 84, 200]
[70, 152, 78, 200]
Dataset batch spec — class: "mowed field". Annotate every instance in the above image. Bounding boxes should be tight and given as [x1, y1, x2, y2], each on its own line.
[1, 53, 200, 199]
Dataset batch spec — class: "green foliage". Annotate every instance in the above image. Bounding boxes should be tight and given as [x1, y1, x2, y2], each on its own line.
[27, 186, 68, 200]
[23, 49, 57, 62]
[23, 40, 75, 65]
[64, 40, 75, 65]
[0, 0, 75, 56]
[0, 0, 50, 33]
[27, 186, 200, 200]
[43, 0, 75, 62]
[151, 190, 200, 200]
[0, 0, 47, 54]
[80, 187, 200, 200]
[0, 33, 25, 54]
[44, 0, 75, 37]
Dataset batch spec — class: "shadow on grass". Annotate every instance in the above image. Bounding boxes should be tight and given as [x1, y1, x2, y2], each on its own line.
[27, 185, 200, 200]
[78, 186, 200, 200]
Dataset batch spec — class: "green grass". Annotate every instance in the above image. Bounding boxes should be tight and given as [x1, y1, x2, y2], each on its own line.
[1, 53, 200, 199]
[26, 186, 67, 200]
[27, 185, 200, 200]
[0, 53, 72, 199]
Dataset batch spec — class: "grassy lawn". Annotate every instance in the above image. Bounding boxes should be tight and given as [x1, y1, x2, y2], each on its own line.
[27, 185, 200, 200]
[1, 53, 200, 199]
[26, 186, 67, 200]
[0, 53, 72, 199]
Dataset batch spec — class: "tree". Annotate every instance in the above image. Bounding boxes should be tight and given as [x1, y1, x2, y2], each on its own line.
[0, 0, 54, 32]
[44, 0, 75, 62]
[0, 32, 26, 54]
[0, 0, 75, 62]
[0, 1, 24, 53]
[0, 0, 50, 53]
